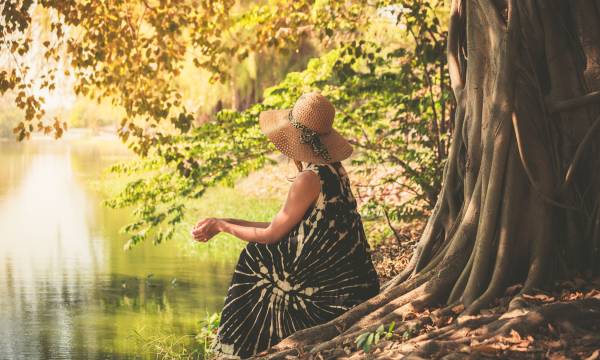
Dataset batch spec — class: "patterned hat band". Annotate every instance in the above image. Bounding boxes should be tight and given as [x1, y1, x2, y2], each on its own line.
[288, 110, 332, 161]
[258, 92, 353, 164]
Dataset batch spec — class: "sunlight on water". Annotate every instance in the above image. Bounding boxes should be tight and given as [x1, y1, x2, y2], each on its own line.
[0, 147, 104, 358]
[0, 137, 235, 359]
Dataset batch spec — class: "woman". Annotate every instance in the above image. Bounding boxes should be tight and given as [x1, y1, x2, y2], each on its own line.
[192, 92, 380, 359]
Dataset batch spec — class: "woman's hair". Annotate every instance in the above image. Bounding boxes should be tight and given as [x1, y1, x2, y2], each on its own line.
[286, 158, 343, 181]
[286, 158, 304, 182]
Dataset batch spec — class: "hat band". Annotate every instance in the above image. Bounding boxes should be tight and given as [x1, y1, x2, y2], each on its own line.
[288, 110, 332, 161]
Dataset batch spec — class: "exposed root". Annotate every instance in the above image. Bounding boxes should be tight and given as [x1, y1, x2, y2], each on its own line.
[342, 286, 600, 359]
[256, 286, 600, 359]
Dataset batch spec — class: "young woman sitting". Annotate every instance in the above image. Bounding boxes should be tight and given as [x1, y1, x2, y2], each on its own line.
[192, 92, 380, 359]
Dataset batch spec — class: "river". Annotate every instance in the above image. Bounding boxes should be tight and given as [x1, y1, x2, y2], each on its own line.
[0, 135, 236, 359]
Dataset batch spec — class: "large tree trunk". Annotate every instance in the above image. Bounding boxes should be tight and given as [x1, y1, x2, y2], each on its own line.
[260, 0, 600, 357]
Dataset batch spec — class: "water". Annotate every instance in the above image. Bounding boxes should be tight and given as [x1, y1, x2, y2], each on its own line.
[0, 136, 236, 359]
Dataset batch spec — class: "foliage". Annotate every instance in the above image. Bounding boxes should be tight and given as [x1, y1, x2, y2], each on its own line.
[1, 0, 367, 144]
[196, 312, 221, 357]
[2, 0, 452, 245]
[0, 100, 22, 137]
[104, 105, 274, 246]
[131, 312, 221, 360]
[355, 321, 395, 353]
[106, 0, 452, 245]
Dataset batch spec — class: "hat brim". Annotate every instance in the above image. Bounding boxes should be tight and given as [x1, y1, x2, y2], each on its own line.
[259, 109, 353, 164]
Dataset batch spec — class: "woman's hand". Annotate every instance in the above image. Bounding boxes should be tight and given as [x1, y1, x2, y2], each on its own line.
[192, 218, 222, 242]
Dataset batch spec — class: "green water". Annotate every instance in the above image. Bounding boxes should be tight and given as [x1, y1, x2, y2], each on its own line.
[0, 136, 239, 359]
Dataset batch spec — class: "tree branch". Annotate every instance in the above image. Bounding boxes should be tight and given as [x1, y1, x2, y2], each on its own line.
[383, 208, 403, 244]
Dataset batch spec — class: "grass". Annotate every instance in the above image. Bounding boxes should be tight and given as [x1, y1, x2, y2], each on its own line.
[131, 312, 221, 360]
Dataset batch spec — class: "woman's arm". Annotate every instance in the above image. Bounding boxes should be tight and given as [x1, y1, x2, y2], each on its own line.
[192, 170, 320, 244]
[221, 218, 270, 228]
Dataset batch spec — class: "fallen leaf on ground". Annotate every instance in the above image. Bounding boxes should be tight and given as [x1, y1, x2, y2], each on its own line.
[470, 344, 499, 354]
[584, 289, 600, 299]
[585, 349, 600, 360]
[451, 304, 465, 314]
[546, 339, 562, 349]
[499, 308, 529, 319]
[522, 293, 555, 302]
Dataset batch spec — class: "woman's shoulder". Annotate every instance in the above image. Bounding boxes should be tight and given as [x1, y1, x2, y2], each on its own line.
[295, 168, 320, 184]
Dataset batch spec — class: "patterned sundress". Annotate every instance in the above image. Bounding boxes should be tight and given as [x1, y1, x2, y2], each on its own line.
[212, 162, 380, 359]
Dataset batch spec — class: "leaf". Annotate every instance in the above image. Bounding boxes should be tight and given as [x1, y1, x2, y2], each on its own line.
[509, 329, 522, 342]
[471, 344, 498, 355]
[585, 289, 600, 299]
[585, 349, 600, 360]
[451, 304, 465, 314]
[355, 332, 369, 348]
[522, 293, 554, 302]
[365, 333, 374, 352]
[387, 321, 396, 335]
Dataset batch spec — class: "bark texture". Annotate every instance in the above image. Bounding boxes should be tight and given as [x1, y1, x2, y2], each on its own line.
[258, 1, 600, 357]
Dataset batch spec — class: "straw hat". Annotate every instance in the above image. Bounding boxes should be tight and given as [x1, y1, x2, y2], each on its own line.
[258, 92, 353, 164]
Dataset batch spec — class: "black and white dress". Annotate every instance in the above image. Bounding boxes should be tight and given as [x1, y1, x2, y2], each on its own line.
[212, 162, 380, 358]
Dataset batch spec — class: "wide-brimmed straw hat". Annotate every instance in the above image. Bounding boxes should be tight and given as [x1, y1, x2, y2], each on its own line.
[258, 92, 353, 164]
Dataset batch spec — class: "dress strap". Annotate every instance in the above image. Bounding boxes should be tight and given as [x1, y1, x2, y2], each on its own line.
[301, 163, 325, 209]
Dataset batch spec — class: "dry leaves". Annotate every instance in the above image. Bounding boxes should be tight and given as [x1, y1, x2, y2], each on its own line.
[451, 304, 465, 314]
[585, 349, 600, 360]
[522, 293, 555, 302]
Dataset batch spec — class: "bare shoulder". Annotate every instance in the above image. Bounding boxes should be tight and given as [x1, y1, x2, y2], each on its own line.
[287, 170, 320, 205]
[293, 170, 320, 189]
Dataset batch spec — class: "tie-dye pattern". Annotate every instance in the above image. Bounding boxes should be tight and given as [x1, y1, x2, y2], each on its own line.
[212, 162, 380, 359]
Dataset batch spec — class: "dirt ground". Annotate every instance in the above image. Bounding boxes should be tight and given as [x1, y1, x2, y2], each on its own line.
[357, 230, 600, 360]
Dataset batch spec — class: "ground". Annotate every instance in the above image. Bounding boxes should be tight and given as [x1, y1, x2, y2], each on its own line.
[349, 228, 600, 360]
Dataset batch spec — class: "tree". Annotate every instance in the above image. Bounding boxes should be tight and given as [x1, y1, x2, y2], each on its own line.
[262, 0, 600, 357]
[3, 0, 599, 357]
[1, 0, 366, 145]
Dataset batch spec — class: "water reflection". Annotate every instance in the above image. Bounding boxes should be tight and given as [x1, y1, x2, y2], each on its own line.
[0, 138, 234, 359]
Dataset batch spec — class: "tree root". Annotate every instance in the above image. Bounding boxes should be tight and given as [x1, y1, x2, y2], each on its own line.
[257, 294, 600, 359]
[343, 297, 600, 360]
